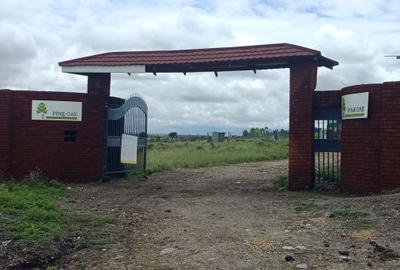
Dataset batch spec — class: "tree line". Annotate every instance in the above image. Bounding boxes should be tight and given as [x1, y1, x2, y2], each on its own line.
[242, 127, 288, 139]
[153, 127, 289, 141]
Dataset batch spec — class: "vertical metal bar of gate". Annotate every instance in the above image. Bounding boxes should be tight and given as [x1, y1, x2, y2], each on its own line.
[313, 107, 341, 187]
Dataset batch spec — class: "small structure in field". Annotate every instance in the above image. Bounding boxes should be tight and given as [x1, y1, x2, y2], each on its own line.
[212, 132, 225, 143]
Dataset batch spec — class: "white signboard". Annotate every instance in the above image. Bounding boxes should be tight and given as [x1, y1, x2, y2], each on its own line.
[120, 134, 138, 164]
[342, 92, 369, 120]
[32, 100, 82, 121]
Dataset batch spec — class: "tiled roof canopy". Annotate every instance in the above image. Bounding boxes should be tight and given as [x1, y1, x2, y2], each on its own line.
[59, 43, 338, 74]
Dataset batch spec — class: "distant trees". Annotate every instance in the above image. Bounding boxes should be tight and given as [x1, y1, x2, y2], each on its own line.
[242, 127, 288, 139]
[168, 132, 178, 140]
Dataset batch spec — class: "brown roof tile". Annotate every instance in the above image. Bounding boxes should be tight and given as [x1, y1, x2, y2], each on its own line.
[59, 43, 337, 69]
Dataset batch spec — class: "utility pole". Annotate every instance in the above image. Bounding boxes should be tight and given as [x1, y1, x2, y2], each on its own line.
[385, 55, 400, 59]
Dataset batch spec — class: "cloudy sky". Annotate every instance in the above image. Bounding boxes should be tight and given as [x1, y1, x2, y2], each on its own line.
[1, 0, 399, 135]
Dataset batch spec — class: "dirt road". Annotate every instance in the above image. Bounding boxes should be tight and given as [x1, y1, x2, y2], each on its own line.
[58, 160, 400, 269]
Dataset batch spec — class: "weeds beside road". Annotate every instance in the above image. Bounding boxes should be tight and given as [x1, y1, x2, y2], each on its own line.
[0, 172, 116, 269]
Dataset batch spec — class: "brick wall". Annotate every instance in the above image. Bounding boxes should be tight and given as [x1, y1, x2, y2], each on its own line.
[308, 83, 400, 194]
[288, 63, 318, 190]
[0, 89, 107, 182]
[313, 90, 341, 107]
[340, 84, 383, 194]
[380, 82, 400, 191]
[339, 82, 400, 194]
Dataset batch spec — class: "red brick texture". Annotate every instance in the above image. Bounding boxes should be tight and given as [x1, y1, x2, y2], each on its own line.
[0, 75, 110, 182]
[288, 63, 318, 190]
[87, 73, 111, 98]
[340, 82, 400, 193]
[309, 82, 400, 194]
[380, 82, 400, 191]
[313, 90, 341, 107]
[0, 90, 12, 178]
[323, 81, 400, 194]
[340, 84, 383, 194]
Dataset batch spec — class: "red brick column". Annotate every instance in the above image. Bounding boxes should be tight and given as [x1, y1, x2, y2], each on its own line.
[87, 73, 111, 97]
[288, 63, 317, 190]
[0, 90, 12, 178]
[87, 73, 111, 178]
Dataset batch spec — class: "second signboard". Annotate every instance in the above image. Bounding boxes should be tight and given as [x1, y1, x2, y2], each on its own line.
[341, 92, 369, 120]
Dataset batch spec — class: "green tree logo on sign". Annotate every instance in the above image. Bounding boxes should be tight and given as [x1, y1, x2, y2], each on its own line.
[36, 102, 47, 119]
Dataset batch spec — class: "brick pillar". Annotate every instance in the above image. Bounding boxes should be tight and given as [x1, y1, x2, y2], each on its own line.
[0, 90, 12, 178]
[87, 73, 111, 179]
[87, 73, 111, 97]
[288, 63, 317, 190]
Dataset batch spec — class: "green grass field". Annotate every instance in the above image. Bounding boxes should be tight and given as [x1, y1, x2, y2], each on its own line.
[146, 138, 288, 174]
[0, 171, 115, 263]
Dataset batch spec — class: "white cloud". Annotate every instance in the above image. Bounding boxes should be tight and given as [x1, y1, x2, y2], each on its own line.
[0, 0, 399, 134]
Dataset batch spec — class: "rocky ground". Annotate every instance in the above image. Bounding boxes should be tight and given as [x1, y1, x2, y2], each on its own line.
[50, 160, 400, 269]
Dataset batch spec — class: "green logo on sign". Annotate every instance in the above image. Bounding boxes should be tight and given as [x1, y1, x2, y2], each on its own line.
[36, 102, 47, 119]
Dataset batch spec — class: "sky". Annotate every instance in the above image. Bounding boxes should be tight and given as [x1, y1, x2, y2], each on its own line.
[0, 0, 399, 135]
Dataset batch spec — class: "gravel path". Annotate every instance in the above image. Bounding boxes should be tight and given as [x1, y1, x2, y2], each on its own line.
[58, 160, 400, 270]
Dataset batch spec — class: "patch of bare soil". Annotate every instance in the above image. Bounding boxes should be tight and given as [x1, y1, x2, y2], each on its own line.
[55, 160, 400, 269]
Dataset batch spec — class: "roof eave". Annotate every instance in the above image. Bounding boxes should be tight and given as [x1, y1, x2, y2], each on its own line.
[61, 65, 146, 74]
[318, 56, 339, 70]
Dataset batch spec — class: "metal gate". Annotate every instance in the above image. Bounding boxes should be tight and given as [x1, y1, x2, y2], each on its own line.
[104, 96, 148, 176]
[314, 106, 341, 187]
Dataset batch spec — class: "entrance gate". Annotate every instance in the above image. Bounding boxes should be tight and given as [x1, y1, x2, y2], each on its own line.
[313, 106, 341, 187]
[104, 96, 148, 176]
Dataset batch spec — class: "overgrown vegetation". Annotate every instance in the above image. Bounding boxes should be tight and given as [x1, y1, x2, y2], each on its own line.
[146, 138, 288, 174]
[0, 171, 116, 266]
[315, 168, 340, 183]
[273, 176, 288, 191]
